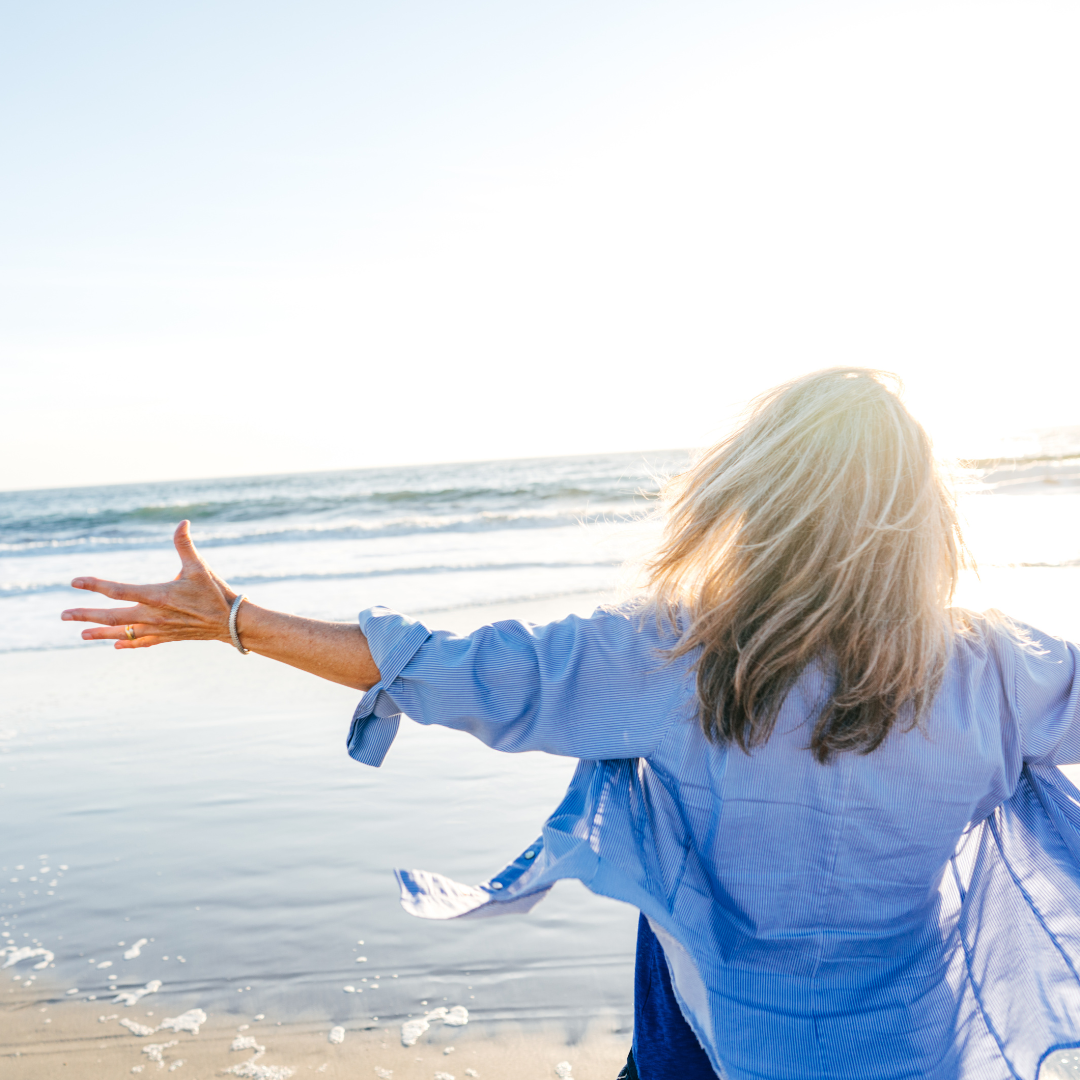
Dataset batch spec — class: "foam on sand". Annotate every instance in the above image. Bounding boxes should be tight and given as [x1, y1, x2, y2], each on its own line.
[120, 1018, 157, 1036]
[143, 1040, 179, 1067]
[2, 992, 630, 1078]
[226, 1059, 296, 1079]
[226, 1030, 296, 1079]
[400, 1005, 469, 1047]
[328, 1026, 345, 1044]
[445, 1006, 469, 1027]
[115, 979, 162, 1006]
[555, 1063, 573, 1078]
[159, 1009, 207, 1034]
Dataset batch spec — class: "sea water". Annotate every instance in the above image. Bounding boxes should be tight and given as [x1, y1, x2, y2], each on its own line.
[2, 448, 1080, 1035]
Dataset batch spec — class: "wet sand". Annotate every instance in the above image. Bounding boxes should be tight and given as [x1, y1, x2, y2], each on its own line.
[2, 590, 634, 1078]
[2, 981, 631, 1080]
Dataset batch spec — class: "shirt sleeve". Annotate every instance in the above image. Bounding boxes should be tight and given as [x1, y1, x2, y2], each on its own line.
[347, 603, 692, 765]
[1000, 619, 1080, 766]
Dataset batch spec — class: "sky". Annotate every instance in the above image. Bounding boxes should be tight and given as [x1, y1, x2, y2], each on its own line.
[1, 0, 1078, 490]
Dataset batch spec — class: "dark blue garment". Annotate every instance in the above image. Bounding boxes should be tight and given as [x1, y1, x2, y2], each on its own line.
[633, 912, 717, 1078]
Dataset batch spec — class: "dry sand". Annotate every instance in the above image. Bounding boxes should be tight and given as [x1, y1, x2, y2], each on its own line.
[2, 983, 630, 1080]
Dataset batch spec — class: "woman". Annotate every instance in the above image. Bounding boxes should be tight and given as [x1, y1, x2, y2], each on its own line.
[61, 368, 1080, 1080]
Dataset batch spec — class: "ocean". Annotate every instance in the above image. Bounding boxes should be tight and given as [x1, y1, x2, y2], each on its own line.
[2, 446, 1080, 654]
[3, 447, 1080, 1072]
[0, 452, 689, 655]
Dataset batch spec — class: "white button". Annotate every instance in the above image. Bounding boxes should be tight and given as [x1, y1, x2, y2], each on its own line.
[491, 881, 503, 890]
[524, 850, 535, 859]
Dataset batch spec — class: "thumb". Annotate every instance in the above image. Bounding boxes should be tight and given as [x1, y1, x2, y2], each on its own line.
[173, 520, 204, 570]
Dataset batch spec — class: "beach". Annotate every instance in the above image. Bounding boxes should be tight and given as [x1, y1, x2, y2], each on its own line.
[1, 592, 637, 1078]
[2, 980, 632, 1080]
[4, 451, 1080, 1077]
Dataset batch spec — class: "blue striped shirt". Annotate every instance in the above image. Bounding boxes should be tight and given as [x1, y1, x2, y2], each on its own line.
[347, 604, 1080, 1080]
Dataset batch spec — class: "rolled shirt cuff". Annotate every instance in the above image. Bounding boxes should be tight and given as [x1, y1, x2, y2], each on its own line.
[346, 607, 432, 767]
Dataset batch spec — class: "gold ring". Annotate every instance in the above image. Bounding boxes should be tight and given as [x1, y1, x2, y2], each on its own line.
[125, 625, 136, 641]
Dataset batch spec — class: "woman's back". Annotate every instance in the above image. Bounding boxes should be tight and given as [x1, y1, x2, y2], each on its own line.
[663, 624, 1022, 947]
[354, 600, 1080, 1079]
[638, 617, 1055, 1078]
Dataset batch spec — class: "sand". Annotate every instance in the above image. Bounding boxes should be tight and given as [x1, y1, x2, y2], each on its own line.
[2, 981, 631, 1080]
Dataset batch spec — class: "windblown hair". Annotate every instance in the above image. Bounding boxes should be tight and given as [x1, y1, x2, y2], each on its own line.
[646, 367, 968, 763]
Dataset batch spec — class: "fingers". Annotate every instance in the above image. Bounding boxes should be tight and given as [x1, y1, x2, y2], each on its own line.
[173, 520, 204, 570]
[64, 521, 225, 649]
[114, 636, 160, 649]
[61, 605, 142, 626]
[68, 577, 160, 604]
[79, 624, 161, 648]
[79, 624, 137, 640]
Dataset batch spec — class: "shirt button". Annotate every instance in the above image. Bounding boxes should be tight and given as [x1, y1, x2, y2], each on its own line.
[491, 881, 503, 890]
[524, 850, 535, 859]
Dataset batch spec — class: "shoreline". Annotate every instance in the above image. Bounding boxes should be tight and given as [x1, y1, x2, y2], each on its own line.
[2, 983, 630, 1080]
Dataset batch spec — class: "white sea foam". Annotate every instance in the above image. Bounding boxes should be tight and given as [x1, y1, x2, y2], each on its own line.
[159, 1009, 206, 1034]
[400, 1017, 429, 1047]
[97, 960, 113, 968]
[124, 939, 149, 959]
[555, 1063, 573, 1078]
[143, 1040, 179, 1067]
[119, 1018, 157, 1036]
[1, 946, 54, 970]
[400, 1004, 469, 1047]
[328, 1026, 345, 1044]
[464, 1070, 479, 1077]
[444, 1006, 468, 1027]
[66, 988, 79, 995]
[226, 1058, 295, 1079]
[226, 1034, 297, 1080]
[434, 1072, 455, 1080]
[374, 1069, 393, 1079]
[169, 1062, 184, 1072]
[114, 979, 162, 1006]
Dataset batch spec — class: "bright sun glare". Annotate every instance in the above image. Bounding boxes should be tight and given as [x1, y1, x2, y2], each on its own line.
[1, 0, 1077, 489]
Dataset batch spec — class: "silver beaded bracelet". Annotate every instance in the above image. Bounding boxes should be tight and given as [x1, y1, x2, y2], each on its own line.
[229, 594, 250, 654]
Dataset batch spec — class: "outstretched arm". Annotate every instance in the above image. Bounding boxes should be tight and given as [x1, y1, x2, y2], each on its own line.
[60, 521, 381, 692]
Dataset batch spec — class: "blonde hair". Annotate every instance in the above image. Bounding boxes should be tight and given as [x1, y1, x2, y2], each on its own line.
[646, 367, 968, 763]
